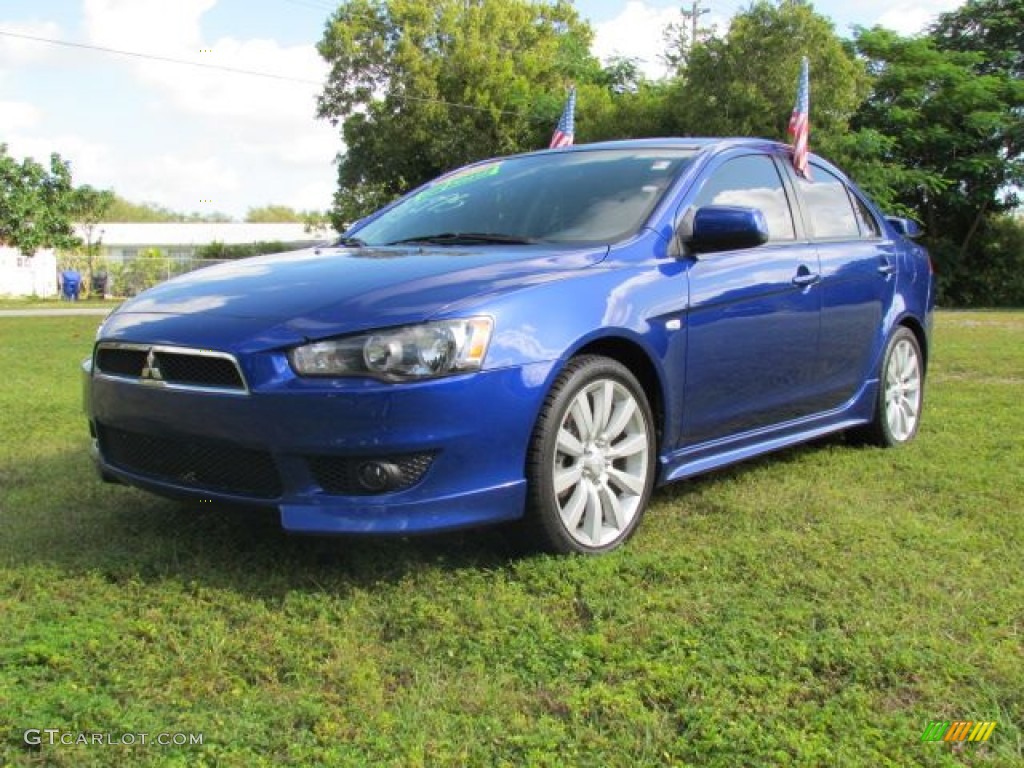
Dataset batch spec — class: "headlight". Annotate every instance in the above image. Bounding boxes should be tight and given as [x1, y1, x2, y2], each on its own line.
[289, 317, 493, 380]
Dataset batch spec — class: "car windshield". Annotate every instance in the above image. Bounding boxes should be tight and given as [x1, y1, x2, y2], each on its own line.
[353, 149, 697, 247]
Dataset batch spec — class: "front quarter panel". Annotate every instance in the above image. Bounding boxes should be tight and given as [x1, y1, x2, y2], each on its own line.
[441, 238, 691, 451]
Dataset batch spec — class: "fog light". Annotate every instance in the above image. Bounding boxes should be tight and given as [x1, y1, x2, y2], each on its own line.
[357, 461, 402, 492]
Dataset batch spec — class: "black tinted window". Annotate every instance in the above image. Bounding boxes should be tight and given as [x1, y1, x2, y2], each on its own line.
[693, 155, 795, 242]
[798, 167, 861, 240]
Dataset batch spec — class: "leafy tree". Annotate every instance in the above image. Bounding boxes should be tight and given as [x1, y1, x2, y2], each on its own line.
[316, 0, 601, 226]
[0, 144, 81, 255]
[104, 196, 183, 222]
[849, 25, 1023, 303]
[245, 205, 304, 223]
[932, 0, 1023, 78]
[73, 185, 115, 290]
[668, 1, 868, 146]
[104, 195, 233, 223]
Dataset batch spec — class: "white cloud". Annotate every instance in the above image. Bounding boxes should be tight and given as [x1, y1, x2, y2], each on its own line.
[0, 20, 63, 66]
[73, 0, 340, 216]
[0, 100, 42, 133]
[590, 1, 733, 80]
[874, 1, 962, 35]
[591, 1, 680, 79]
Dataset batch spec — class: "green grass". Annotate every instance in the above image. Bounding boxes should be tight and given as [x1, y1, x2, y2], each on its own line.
[1, 312, 1021, 767]
[0, 297, 123, 310]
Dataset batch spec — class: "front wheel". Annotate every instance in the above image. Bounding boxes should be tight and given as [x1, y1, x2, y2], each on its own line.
[850, 326, 925, 447]
[525, 355, 657, 554]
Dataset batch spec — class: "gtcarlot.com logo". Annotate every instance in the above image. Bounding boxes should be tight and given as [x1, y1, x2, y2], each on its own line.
[24, 729, 203, 747]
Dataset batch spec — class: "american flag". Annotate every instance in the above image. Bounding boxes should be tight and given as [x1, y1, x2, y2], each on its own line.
[549, 87, 576, 149]
[788, 57, 810, 179]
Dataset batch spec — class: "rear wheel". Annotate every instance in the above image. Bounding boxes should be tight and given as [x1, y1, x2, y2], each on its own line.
[525, 356, 656, 554]
[850, 326, 924, 447]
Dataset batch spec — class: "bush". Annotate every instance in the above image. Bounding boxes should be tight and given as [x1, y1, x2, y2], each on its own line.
[196, 241, 293, 260]
[932, 215, 1024, 307]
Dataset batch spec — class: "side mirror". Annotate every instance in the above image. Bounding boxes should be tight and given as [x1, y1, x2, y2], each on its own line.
[886, 216, 923, 239]
[687, 206, 770, 254]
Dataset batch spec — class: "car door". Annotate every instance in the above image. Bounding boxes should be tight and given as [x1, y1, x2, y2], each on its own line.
[681, 152, 822, 447]
[789, 164, 896, 409]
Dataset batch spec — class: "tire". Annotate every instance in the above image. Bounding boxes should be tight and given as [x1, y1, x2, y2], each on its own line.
[524, 355, 657, 554]
[850, 326, 925, 447]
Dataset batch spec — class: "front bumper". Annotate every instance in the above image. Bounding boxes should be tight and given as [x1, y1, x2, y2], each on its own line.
[84, 357, 556, 533]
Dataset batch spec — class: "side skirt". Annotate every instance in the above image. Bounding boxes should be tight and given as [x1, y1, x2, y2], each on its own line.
[658, 379, 878, 485]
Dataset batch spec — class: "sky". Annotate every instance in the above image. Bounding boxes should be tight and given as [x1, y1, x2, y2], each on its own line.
[0, 0, 963, 220]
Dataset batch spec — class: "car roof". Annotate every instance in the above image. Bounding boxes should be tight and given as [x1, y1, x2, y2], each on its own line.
[539, 137, 784, 155]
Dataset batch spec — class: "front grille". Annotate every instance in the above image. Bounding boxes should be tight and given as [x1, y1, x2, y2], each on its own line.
[307, 453, 435, 495]
[152, 352, 243, 389]
[94, 344, 246, 392]
[98, 424, 281, 499]
[96, 347, 147, 377]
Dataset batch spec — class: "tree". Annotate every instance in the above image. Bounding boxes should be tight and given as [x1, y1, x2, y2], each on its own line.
[73, 185, 115, 289]
[0, 144, 81, 255]
[245, 205, 304, 223]
[104, 196, 183, 222]
[668, 1, 868, 146]
[849, 24, 1023, 303]
[663, 1, 716, 72]
[932, 0, 1023, 78]
[316, 0, 601, 227]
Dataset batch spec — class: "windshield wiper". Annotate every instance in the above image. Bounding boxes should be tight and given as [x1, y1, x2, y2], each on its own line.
[336, 236, 367, 248]
[385, 232, 539, 246]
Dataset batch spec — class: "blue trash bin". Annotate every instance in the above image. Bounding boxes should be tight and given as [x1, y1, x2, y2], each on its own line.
[61, 270, 81, 301]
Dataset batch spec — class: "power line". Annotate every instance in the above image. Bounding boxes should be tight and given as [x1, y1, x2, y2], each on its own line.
[0, 28, 543, 120]
[0, 29, 321, 85]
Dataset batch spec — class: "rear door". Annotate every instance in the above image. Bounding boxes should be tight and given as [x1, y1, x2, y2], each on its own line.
[681, 152, 822, 446]
[789, 164, 896, 409]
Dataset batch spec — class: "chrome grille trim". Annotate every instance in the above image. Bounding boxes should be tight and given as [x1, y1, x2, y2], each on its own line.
[94, 342, 250, 395]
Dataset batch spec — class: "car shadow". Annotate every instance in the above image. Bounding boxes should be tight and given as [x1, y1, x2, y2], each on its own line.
[4, 434, 849, 597]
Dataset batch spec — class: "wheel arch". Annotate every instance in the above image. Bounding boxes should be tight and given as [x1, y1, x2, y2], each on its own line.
[897, 314, 929, 374]
[570, 335, 666, 445]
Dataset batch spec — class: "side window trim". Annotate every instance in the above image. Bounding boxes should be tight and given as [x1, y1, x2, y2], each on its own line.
[771, 154, 811, 241]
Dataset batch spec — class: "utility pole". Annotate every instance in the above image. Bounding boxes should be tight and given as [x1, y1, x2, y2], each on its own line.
[683, 0, 710, 52]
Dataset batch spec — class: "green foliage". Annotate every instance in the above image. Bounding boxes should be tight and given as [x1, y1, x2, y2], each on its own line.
[104, 195, 233, 223]
[938, 215, 1024, 306]
[195, 241, 293, 260]
[0, 312, 1022, 765]
[316, 0, 601, 223]
[109, 247, 169, 296]
[667, 1, 868, 143]
[245, 205, 304, 223]
[849, 20, 1023, 305]
[0, 144, 81, 255]
[931, 0, 1023, 78]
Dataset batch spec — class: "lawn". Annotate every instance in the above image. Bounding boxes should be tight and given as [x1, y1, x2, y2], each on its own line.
[1, 312, 1021, 767]
[0, 297, 123, 310]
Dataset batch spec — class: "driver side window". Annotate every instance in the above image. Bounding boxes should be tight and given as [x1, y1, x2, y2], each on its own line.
[693, 155, 796, 242]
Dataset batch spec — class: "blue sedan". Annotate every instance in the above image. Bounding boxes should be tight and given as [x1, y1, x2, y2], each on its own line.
[84, 138, 934, 554]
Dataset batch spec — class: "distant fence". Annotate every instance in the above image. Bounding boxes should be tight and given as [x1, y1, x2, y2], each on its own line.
[106, 258, 231, 297]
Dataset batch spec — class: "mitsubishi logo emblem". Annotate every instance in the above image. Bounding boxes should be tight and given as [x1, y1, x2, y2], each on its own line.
[140, 349, 163, 381]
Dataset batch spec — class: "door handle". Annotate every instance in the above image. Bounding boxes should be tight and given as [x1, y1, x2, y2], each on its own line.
[878, 261, 897, 276]
[792, 270, 820, 287]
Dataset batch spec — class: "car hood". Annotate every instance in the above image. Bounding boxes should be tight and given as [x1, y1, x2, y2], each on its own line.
[102, 244, 607, 348]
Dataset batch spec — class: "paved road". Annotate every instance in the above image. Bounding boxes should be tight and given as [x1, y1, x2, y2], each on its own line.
[0, 308, 113, 317]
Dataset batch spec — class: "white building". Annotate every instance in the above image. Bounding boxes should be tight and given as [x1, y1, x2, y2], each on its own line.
[0, 247, 58, 297]
[80, 222, 336, 264]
